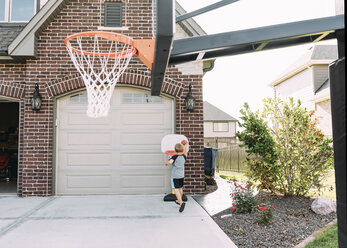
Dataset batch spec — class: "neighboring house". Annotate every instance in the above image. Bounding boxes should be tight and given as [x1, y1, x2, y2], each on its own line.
[203, 101, 238, 148]
[0, 0, 214, 196]
[270, 45, 338, 138]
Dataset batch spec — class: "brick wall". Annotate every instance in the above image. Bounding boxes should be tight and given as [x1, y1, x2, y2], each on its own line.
[0, 0, 205, 196]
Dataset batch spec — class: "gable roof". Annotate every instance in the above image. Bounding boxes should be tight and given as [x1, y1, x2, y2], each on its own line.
[270, 45, 338, 87]
[1, 0, 210, 61]
[203, 101, 237, 122]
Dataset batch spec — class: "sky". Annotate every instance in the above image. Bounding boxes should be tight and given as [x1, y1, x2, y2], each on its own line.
[176, 0, 337, 121]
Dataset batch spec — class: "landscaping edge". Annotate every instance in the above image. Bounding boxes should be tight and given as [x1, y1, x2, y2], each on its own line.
[293, 219, 337, 248]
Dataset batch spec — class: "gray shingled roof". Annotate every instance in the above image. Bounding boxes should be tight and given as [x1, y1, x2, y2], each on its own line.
[271, 45, 338, 86]
[311, 45, 338, 60]
[203, 101, 237, 122]
[315, 78, 330, 94]
[0, 24, 26, 55]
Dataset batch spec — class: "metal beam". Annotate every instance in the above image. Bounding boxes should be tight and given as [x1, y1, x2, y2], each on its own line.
[170, 15, 344, 64]
[170, 32, 338, 64]
[151, 0, 174, 96]
[176, 0, 239, 23]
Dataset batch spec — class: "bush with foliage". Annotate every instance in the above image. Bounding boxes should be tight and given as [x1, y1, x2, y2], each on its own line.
[231, 182, 257, 213]
[236, 102, 279, 192]
[256, 204, 275, 225]
[237, 98, 334, 197]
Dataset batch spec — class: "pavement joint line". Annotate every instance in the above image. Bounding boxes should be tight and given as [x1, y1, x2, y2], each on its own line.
[25, 215, 208, 220]
[0, 197, 56, 237]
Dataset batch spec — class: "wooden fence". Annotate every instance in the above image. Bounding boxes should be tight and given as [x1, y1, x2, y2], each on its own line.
[204, 138, 248, 173]
[215, 144, 248, 173]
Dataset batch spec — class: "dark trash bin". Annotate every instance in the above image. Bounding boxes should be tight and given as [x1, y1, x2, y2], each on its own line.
[204, 148, 218, 177]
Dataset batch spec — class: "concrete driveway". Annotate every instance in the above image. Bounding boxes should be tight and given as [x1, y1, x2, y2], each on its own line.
[0, 195, 237, 248]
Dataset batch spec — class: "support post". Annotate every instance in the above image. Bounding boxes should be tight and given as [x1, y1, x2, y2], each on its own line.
[331, 1, 346, 247]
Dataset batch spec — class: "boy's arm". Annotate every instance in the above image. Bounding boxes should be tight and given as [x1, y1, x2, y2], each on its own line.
[181, 140, 188, 157]
[183, 143, 188, 157]
[165, 159, 174, 166]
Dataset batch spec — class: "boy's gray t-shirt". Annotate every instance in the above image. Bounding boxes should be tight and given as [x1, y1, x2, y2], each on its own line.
[170, 155, 186, 179]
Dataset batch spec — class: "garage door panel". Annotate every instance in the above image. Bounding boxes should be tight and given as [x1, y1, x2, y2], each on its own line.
[121, 132, 166, 145]
[65, 112, 112, 126]
[67, 152, 113, 167]
[120, 153, 166, 166]
[121, 112, 164, 126]
[120, 175, 166, 188]
[67, 132, 113, 146]
[67, 175, 112, 188]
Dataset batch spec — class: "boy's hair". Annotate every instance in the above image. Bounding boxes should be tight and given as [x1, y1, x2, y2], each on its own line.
[175, 143, 184, 153]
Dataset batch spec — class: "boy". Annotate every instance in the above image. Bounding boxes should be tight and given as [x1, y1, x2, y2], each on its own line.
[165, 140, 188, 212]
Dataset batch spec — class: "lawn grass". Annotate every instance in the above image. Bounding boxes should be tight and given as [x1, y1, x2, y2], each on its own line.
[217, 170, 249, 183]
[304, 222, 338, 248]
[217, 170, 336, 200]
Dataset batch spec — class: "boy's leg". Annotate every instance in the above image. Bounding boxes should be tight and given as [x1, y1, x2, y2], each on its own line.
[179, 188, 183, 200]
[174, 188, 183, 204]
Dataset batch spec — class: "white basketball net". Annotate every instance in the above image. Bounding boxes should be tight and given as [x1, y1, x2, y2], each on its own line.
[65, 34, 135, 118]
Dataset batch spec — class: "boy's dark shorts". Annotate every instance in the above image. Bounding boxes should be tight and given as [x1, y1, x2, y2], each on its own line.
[172, 178, 184, 188]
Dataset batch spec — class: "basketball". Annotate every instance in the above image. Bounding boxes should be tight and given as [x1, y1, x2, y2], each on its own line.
[181, 140, 187, 145]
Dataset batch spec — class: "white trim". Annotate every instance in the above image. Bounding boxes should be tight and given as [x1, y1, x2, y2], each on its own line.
[0, 95, 21, 102]
[0, 56, 15, 61]
[97, 26, 129, 31]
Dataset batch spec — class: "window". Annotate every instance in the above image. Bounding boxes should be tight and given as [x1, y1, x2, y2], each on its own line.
[0, 0, 37, 22]
[0, 0, 5, 21]
[122, 93, 163, 104]
[104, 2, 122, 27]
[69, 93, 88, 103]
[213, 122, 229, 132]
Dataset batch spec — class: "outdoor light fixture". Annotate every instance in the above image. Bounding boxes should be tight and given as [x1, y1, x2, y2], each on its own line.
[185, 84, 196, 112]
[31, 84, 42, 111]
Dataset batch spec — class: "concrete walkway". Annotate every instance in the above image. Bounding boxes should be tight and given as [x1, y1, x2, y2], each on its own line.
[193, 175, 235, 216]
[0, 195, 237, 248]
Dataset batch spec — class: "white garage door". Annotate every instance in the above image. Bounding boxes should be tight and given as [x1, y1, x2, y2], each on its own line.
[56, 87, 173, 195]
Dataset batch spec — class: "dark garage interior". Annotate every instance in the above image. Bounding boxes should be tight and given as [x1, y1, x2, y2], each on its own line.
[0, 101, 19, 194]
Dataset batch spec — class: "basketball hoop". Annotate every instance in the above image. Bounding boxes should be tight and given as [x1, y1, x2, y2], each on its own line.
[64, 31, 154, 118]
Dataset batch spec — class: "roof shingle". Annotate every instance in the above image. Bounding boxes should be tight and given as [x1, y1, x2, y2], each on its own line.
[203, 101, 237, 122]
[0, 24, 26, 55]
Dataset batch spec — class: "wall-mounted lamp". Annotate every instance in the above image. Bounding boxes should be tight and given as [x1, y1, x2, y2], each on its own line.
[31, 84, 42, 111]
[185, 84, 196, 112]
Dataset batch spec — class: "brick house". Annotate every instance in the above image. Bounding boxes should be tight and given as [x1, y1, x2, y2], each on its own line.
[0, 0, 213, 196]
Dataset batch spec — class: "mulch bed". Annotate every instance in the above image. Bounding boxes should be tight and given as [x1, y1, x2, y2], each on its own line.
[212, 189, 336, 248]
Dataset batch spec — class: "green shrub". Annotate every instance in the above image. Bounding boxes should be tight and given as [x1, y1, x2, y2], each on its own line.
[231, 182, 257, 213]
[256, 204, 274, 225]
[237, 98, 334, 197]
[262, 98, 334, 196]
[236, 102, 279, 192]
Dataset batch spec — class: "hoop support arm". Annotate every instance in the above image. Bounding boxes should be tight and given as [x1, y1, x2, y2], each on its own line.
[134, 38, 155, 70]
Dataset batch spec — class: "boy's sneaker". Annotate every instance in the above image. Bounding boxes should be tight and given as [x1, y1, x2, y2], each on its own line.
[179, 202, 186, 212]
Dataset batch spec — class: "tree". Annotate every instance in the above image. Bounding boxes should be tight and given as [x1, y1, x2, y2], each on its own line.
[236, 103, 279, 192]
[237, 98, 334, 196]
